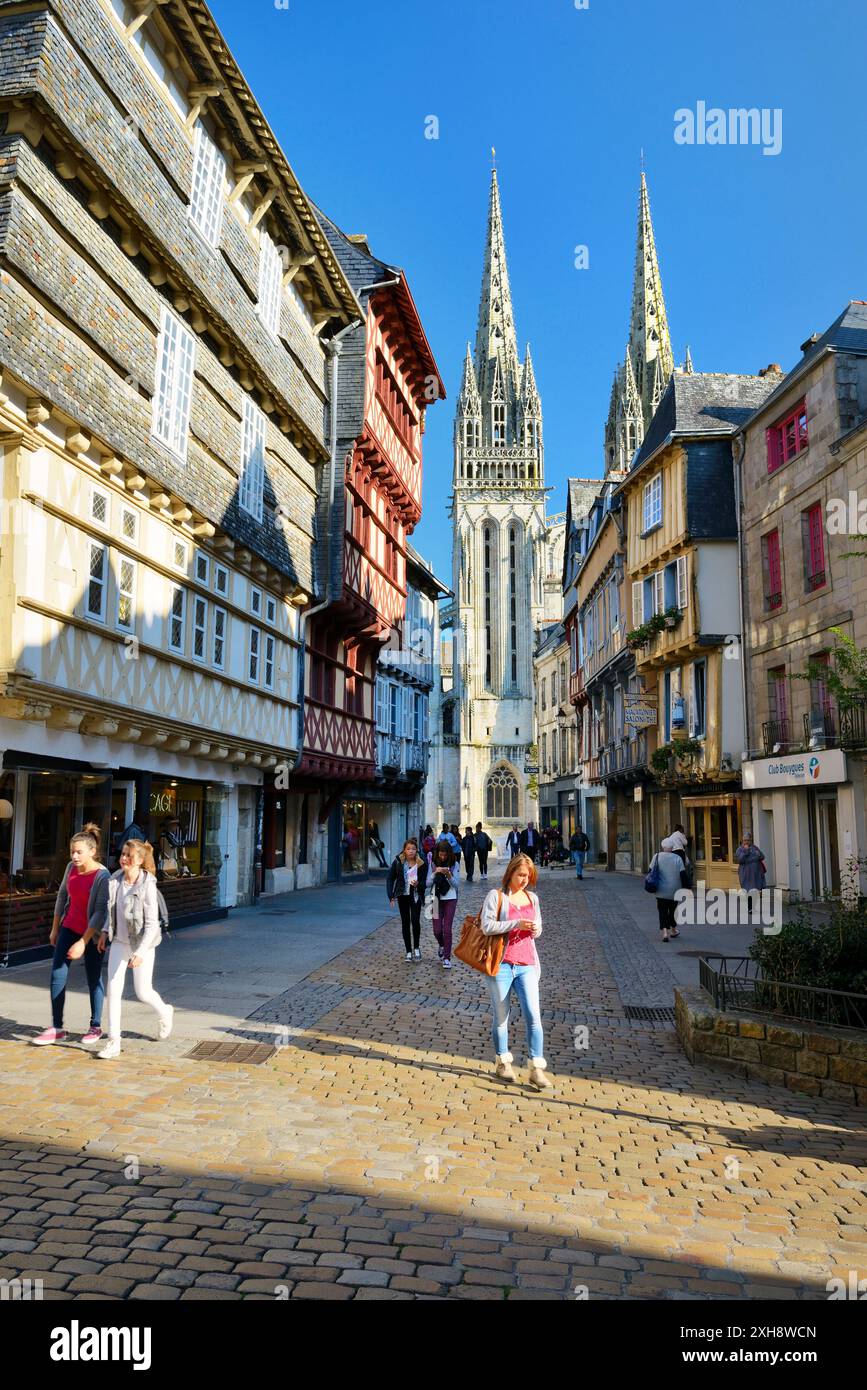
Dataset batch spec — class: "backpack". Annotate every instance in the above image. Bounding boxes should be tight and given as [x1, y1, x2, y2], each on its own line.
[156, 887, 171, 939]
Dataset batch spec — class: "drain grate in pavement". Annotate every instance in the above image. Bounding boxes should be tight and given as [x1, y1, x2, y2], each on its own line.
[186, 1041, 276, 1064]
[624, 1005, 676, 1024]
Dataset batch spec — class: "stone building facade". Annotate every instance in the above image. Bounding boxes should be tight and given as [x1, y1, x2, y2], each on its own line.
[739, 302, 867, 901]
[0, 0, 359, 954]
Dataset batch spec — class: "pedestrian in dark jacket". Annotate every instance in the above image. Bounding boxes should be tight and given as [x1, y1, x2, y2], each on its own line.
[569, 826, 589, 878]
[387, 840, 428, 961]
[461, 826, 477, 883]
[474, 823, 492, 880]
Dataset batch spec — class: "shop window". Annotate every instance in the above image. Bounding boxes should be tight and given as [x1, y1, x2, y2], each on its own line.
[341, 801, 365, 875]
[20, 772, 111, 893]
[0, 772, 14, 894]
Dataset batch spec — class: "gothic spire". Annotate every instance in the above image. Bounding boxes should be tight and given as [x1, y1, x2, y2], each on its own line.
[629, 171, 674, 411]
[474, 167, 521, 406]
[458, 343, 481, 413]
[684, 344, 694, 374]
[520, 343, 541, 414]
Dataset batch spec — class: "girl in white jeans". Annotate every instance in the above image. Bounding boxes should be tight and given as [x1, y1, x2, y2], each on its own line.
[96, 840, 173, 1059]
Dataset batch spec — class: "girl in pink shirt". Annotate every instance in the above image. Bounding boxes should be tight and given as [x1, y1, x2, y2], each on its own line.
[479, 853, 552, 1090]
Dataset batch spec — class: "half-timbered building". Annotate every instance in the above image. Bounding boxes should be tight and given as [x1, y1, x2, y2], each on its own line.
[288, 214, 445, 883]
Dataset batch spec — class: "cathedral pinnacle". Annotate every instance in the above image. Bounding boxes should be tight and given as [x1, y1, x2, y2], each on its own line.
[474, 168, 521, 409]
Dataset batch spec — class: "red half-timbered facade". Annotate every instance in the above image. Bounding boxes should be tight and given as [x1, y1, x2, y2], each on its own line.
[296, 224, 445, 796]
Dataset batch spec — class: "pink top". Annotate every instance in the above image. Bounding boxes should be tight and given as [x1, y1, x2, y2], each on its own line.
[502, 898, 537, 966]
[64, 868, 98, 937]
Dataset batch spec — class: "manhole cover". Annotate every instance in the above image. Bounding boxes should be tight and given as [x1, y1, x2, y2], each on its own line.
[624, 1006, 676, 1024]
[186, 1042, 277, 1064]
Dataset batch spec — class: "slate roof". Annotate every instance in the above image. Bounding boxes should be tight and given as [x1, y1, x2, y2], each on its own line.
[748, 300, 867, 421]
[568, 477, 603, 521]
[630, 372, 780, 475]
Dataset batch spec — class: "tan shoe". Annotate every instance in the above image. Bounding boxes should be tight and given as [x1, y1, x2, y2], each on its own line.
[495, 1052, 516, 1082]
[528, 1057, 553, 1090]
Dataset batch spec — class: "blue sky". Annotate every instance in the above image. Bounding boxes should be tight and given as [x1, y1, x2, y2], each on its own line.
[211, 0, 866, 584]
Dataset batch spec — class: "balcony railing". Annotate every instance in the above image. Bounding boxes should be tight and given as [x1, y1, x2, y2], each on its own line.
[378, 736, 402, 770]
[841, 699, 867, 750]
[803, 707, 838, 748]
[807, 569, 826, 592]
[762, 718, 791, 756]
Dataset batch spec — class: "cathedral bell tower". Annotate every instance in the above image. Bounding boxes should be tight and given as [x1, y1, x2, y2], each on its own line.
[442, 167, 548, 830]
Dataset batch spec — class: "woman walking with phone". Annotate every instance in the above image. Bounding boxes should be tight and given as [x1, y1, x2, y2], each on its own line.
[480, 854, 552, 1089]
[387, 839, 428, 962]
[96, 839, 173, 1059]
[33, 824, 110, 1047]
[430, 841, 459, 969]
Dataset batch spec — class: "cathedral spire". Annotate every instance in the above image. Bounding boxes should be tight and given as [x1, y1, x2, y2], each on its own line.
[474, 168, 521, 408]
[521, 343, 541, 412]
[629, 171, 674, 406]
[603, 169, 676, 476]
[458, 342, 481, 413]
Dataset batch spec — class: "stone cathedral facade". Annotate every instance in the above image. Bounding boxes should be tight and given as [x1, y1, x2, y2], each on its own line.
[439, 170, 550, 831]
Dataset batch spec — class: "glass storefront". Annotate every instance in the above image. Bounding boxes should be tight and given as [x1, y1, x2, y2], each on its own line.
[340, 799, 367, 875]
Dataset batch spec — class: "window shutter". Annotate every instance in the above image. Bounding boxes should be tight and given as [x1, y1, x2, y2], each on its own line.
[240, 398, 265, 522]
[653, 571, 664, 615]
[809, 504, 824, 576]
[676, 555, 688, 609]
[688, 664, 696, 736]
[632, 581, 643, 627]
[257, 230, 282, 337]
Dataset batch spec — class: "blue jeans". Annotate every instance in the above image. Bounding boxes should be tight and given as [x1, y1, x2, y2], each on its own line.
[50, 927, 105, 1030]
[486, 961, 544, 1059]
[572, 851, 587, 877]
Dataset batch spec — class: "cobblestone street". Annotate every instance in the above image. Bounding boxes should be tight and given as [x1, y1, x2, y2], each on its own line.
[1, 872, 865, 1301]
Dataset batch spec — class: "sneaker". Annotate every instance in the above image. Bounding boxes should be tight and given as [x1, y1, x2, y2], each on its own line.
[405, 952, 413, 962]
[81, 1027, 104, 1045]
[97, 1039, 121, 1060]
[413, 948, 421, 961]
[157, 1005, 174, 1041]
[442, 958, 452, 969]
[32, 1027, 66, 1046]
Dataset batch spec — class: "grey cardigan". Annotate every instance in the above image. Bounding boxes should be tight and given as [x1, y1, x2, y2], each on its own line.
[480, 888, 542, 936]
[54, 863, 110, 938]
[102, 869, 162, 953]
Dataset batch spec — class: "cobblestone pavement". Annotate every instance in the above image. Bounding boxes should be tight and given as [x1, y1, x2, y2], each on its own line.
[1, 873, 865, 1301]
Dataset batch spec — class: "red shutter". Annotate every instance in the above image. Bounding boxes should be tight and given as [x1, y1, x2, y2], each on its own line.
[766, 425, 781, 473]
[775, 670, 789, 723]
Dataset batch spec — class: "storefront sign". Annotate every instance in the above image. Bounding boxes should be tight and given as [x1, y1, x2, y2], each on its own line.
[633, 785, 643, 803]
[624, 704, 658, 729]
[524, 764, 539, 774]
[742, 749, 848, 790]
[150, 789, 176, 816]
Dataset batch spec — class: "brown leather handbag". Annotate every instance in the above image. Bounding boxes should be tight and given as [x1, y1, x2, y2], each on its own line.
[454, 891, 506, 976]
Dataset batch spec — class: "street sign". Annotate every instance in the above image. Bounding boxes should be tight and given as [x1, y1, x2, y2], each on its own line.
[524, 764, 539, 774]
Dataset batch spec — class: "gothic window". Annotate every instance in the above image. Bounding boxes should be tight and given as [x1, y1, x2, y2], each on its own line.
[492, 402, 506, 445]
[508, 524, 518, 686]
[485, 763, 519, 821]
[483, 523, 494, 690]
[442, 701, 455, 736]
